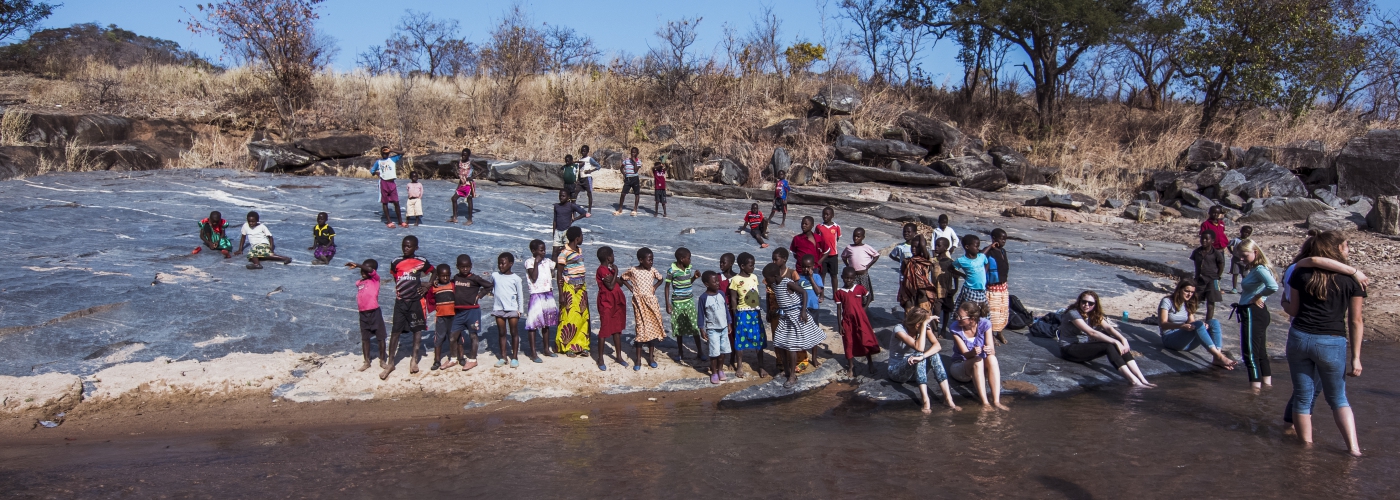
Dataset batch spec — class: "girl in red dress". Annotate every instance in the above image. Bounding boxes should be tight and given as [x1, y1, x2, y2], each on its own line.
[595, 246, 629, 369]
[835, 266, 881, 375]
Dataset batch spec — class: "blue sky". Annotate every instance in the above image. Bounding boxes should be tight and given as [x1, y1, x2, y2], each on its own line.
[31, 0, 1400, 85]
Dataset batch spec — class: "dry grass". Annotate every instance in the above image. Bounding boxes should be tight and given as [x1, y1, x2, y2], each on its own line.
[0, 108, 30, 146]
[5, 60, 1394, 196]
[176, 133, 248, 169]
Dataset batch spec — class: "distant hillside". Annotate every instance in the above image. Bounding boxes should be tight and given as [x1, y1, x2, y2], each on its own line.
[0, 23, 217, 76]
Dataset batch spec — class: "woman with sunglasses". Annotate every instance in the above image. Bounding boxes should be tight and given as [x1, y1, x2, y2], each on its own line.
[1056, 291, 1155, 387]
[948, 301, 1009, 410]
[1158, 280, 1237, 370]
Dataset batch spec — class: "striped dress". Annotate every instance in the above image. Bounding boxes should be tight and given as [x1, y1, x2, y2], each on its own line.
[772, 277, 825, 351]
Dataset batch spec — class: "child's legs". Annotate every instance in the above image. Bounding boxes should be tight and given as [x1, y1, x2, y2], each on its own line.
[507, 316, 521, 358]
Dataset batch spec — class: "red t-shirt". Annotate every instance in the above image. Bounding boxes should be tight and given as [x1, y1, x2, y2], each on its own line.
[790, 232, 827, 264]
[653, 166, 667, 190]
[745, 211, 765, 229]
[816, 223, 841, 256]
[1201, 220, 1228, 249]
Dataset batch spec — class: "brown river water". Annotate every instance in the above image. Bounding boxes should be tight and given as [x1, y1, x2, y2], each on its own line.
[3, 344, 1398, 499]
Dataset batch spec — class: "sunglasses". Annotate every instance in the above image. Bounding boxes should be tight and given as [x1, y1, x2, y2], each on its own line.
[1081, 300, 1097, 306]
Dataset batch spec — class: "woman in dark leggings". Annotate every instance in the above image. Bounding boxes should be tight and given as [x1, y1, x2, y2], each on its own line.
[1056, 291, 1155, 387]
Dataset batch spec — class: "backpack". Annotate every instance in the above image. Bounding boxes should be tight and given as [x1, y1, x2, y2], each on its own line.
[1005, 295, 1033, 330]
[1028, 309, 1064, 339]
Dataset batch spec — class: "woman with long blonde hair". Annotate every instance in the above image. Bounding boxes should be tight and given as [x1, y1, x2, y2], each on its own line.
[1234, 240, 1278, 389]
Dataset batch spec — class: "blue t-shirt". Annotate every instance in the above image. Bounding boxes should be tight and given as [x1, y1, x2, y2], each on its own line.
[798, 273, 823, 310]
[954, 253, 988, 291]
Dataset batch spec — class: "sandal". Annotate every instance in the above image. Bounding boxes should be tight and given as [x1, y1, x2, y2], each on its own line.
[440, 359, 458, 370]
[246, 263, 263, 270]
[598, 364, 607, 371]
[648, 361, 658, 369]
[461, 360, 477, 372]
[510, 359, 519, 368]
[494, 359, 507, 367]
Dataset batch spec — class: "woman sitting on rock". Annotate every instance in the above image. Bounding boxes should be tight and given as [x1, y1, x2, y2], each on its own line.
[1157, 280, 1236, 369]
[947, 301, 1009, 410]
[1056, 291, 1155, 388]
[887, 307, 960, 414]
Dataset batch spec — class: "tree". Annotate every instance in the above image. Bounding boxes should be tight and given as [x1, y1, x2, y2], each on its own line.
[0, 0, 57, 44]
[478, 4, 546, 119]
[387, 10, 464, 79]
[839, 0, 893, 80]
[648, 16, 702, 96]
[1112, 0, 1185, 110]
[186, 0, 334, 136]
[542, 24, 598, 73]
[1176, 0, 1370, 133]
[784, 41, 826, 74]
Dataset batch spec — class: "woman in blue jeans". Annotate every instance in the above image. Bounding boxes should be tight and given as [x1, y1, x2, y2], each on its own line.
[1282, 230, 1367, 456]
[1157, 280, 1237, 370]
[888, 307, 960, 414]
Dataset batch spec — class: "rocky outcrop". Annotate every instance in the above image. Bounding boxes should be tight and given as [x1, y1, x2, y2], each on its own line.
[771, 147, 791, 178]
[292, 132, 376, 160]
[1367, 195, 1400, 235]
[896, 112, 964, 157]
[248, 141, 318, 171]
[987, 145, 1048, 184]
[1179, 138, 1226, 167]
[649, 124, 675, 142]
[833, 134, 927, 162]
[489, 160, 565, 189]
[823, 161, 959, 186]
[1308, 209, 1368, 232]
[21, 113, 133, 145]
[1238, 197, 1331, 223]
[809, 83, 861, 115]
[755, 118, 823, 144]
[932, 156, 1007, 192]
[1233, 161, 1307, 199]
[1336, 129, 1400, 201]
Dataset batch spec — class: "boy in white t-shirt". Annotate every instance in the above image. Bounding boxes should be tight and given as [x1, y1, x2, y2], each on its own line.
[370, 146, 405, 228]
[932, 214, 959, 254]
[234, 211, 292, 269]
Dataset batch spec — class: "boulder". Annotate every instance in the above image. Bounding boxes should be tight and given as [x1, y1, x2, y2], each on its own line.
[1163, 178, 1198, 201]
[0, 145, 56, 179]
[20, 113, 133, 145]
[1136, 191, 1159, 203]
[488, 160, 565, 189]
[656, 144, 709, 180]
[649, 124, 675, 142]
[597, 149, 624, 169]
[1242, 146, 1277, 167]
[1314, 188, 1345, 208]
[1235, 161, 1307, 199]
[1103, 199, 1125, 209]
[1003, 206, 1054, 222]
[410, 153, 490, 179]
[1151, 170, 1190, 192]
[247, 141, 318, 172]
[1051, 209, 1087, 223]
[1180, 189, 1214, 209]
[1124, 202, 1163, 222]
[1217, 169, 1247, 195]
[1276, 145, 1329, 172]
[715, 158, 749, 186]
[932, 155, 1007, 191]
[1347, 197, 1372, 215]
[83, 142, 165, 171]
[771, 147, 791, 178]
[1032, 194, 1083, 210]
[881, 127, 910, 142]
[891, 160, 937, 175]
[756, 118, 822, 144]
[1238, 197, 1331, 223]
[810, 83, 861, 115]
[453, 126, 469, 138]
[823, 161, 959, 186]
[833, 134, 927, 162]
[896, 112, 964, 157]
[788, 165, 815, 186]
[1220, 192, 1246, 209]
[1180, 138, 1226, 166]
[1308, 209, 1368, 232]
[1225, 146, 1248, 169]
[1336, 129, 1400, 201]
[1192, 164, 1229, 190]
[832, 119, 857, 138]
[1173, 202, 1207, 220]
[293, 132, 376, 160]
[987, 145, 1044, 184]
[1366, 195, 1399, 235]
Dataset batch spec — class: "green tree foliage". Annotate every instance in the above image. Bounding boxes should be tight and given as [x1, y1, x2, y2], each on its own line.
[783, 41, 826, 74]
[1177, 0, 1370, 133]
[1114, 0, 1185, 110]
[0, 0, 57, 44]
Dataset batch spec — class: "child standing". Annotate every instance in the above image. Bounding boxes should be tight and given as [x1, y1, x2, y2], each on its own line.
[347, 259, 387, 371]
[1229, 225, 1255, 293]
[1201, 206, 1230, 251]
[935, 237, 959, 333]
[429, 264, 458, 371]
[737, 203, 769, 248]
[234, 211, 292, 269]
[622, 247, 666, 369]
[796, 254, 825, 367]
[384, 235, 432, 378]
[951, 234, 990, 318]
[816, 207, 842, 296]
[308, 212, 336, 265]
[370, 146, 404, 228]
[840, 227, 880, 308]
[933, 214, 960, 255]
[665, 247, 703, 362]
[491, 252, 525, 368]
[698, 271, 731, 383]
[196, 211, 232, 258]
[451, 254, 493, 371]
[405, 171, 424, 226]
[835, 266, 880, 376]
[728, 252, 766, 378]
[577, 145, 600, 212]
[765, 262, 825, 389]
[984, 228, 1010, 345]
[556, 227, 591, 357]
[789, 216, 827, 271]
[553, 189, 590, 259]
[595, 246, 629, 369]
[888, 223, 919, 265]
[524, 239, 560, 362]
[614, 147, 643, 216]
[1191, 231, 1226, 321]
[449, 148, 475, 225]
[769, 171, 790, 227]
[652, 157, 669, 218]
[718, 253, 738, 371]
[560, 154, 580, 202]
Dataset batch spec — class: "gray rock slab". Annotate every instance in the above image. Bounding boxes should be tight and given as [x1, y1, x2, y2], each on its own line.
[719, 359, 841, 407]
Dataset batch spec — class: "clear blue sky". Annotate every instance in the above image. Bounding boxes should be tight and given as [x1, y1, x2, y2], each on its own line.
[35, 0, 964, 81]
[32, 0, 1400, 85]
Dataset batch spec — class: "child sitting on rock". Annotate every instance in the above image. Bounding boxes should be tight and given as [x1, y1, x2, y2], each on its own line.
[196, 210, 232, 258]
[308, 212, 335, 265]
[234, 211, 292, 269]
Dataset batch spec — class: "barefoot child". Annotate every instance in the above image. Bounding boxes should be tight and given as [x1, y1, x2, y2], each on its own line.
[736, 203, 770, 248]
[835, 266, 880, 375]
[729, 252, 766, 378]
[553, 189, 590, 259]
[595, 246, 629, 369]
[347, 259, 387, 371]
[765, 262, 824, 388]
[622, 248, 665, 369]
[984, 228, 1010, 344]
[796, 254, 825, 368]
[652, 157, 669, 217]
[491, 253, 525, 368]
[951, 234, 990, 319]
[717, 253, 739, 372]
[614, 147, 643, 216]
[234, 211, 292, 269]
[577, 145, 600, 212]
[1191, 231, 1226, 321]
[383, 235, 432, 378]
[429, 264, 458, 370]
[451, 254, 493, 371]
[768, 171, 789, 227]
[698, 271, 731, 383]
[196, 211, 232, 258]
[405, 171, 424, 226]
[665, 247, 703, 362]
[370, 146, 404, 228]
[934, 236, 960, 334]
[1229, 225, 1254, 293]
[816, 207, 842, 297]
[308, 212, 335, 265]
[524, 239, 560, 362]
[933, 214, 960, 255]
[556, 227, 591, 357]
[560, 154, 580, 203]
[841, 227, 880, 308]
[449, 148, 475, 225]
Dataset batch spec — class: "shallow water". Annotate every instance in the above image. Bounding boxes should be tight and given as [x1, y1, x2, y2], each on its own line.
[5, 344, 1398, 498]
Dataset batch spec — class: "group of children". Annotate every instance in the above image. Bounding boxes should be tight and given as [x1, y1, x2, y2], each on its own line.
[372, 146, 479, 228]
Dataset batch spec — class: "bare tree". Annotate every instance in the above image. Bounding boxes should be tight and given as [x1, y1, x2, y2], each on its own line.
[387, 10, 461, 79]
[357, 44, 394, 75]
[479, 4, 546, 120]
[648, 16, 702, 97]
[745, 6, 784, 76]
[839, 0, 892, 80]
[1112, 0, 1184, 110]
[543, 24, 598, 73]
[186, 0, 334, 136]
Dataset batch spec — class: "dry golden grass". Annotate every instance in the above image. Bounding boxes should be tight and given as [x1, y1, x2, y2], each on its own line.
[5, 60, 1393, 197]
